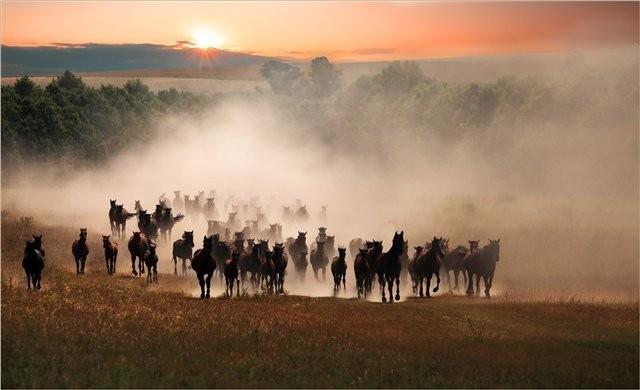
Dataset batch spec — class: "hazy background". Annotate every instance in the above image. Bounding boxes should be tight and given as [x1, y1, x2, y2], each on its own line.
[3, 47, 638, 300]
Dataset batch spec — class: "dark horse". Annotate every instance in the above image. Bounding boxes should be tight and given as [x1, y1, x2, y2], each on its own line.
[310, 240, 329, 281]
[192, 235, 216, 299]
[23, 239, 45, 290]
[115, 204, 137, 239]
[353, 247, 370, 299]
[128, 232, 149, 276]
[144, 244, 159, 283]
[293, 251, 308, 280]
[374, 231, 404, 303]
[408, 246, 423, 294]
[286, 232, 308, 271]
[465, 239, 500, 297]
[108, 199, 117, 236]
[415, 237, 445, 298]
[440, 239, 469, 292]
[331, 247, 347, 293]
[71, 228, 89, 275]
[172, 231, 194, 276]
[102, 235, 118, 274]
[272, 243, 288, 294]
[260, 249, 275, 293]
[224, 251, 241, 297]
[239, 242, 261, 289]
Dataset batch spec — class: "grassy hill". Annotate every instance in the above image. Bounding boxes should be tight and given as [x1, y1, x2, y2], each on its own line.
[1, 214, 638, 388]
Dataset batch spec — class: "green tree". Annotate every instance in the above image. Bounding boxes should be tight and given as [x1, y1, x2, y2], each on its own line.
[260, 60, 301, 95]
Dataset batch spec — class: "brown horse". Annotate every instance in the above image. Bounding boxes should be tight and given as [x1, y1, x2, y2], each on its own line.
[260, 249, 275, 293]
[331, 247, 347, 293]
[172, 231, 194, 276]
[415, 237, 445, 297]
[158, 208, 184, 243]
[310, 240, 329, 281]
[464, 239, 500, 297]
[128, 232, 149, 276]
[408, 246, 423, 294]
[239, 242, 261, 289]
[224, 251, 241, 297]
[108, 199, 117, 236]
[102, 235, 118, 275]
[115, 204, 137, 239]
[293, 250, 308, 280]
[144, 244, 158, 284]
[192, 235, 216, 299]
[440, 239, 469, 292]
[375, 231, 404, 303]
[71, 228, 89, 275]
[365, 240, 383, 293]
[213, 234, 232, 281]
[286, 232, 308, 270]
[272, 243, 288, 294]
[353, 247, 370, 299]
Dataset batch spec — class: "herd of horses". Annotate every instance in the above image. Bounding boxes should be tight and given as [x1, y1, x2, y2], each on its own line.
[21, 193, 501, 302]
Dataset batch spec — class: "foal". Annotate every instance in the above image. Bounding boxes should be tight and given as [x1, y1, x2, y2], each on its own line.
[71, 228, 89, 275]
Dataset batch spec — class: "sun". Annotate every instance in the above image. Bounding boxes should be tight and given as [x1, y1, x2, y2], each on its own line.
[191, 27, 224, 49]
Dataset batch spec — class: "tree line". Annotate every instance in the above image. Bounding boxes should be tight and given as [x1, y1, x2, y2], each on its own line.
[1, 71, 210, 178]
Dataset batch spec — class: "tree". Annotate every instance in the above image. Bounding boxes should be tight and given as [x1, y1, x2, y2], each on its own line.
[260, 60, 301, 95]
[14, 76, 36, 97]
[309, 57, 342, 98]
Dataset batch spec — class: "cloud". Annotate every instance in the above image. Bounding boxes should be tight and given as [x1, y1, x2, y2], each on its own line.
[1, 43, 272, 76]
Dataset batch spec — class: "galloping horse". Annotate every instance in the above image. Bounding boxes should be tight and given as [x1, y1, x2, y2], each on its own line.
[192, 236, 216, 299]
[172, 231, 194, 276]
[23, 239, 45, 290]
[331, 247, 347, 293]
[415, 237, 445, 297]
[71, 228, 89, 275]
[374, 231, 404, 303]
[102, 235, 118, 275]
[464, 239, 500, 297]
[272, 243, 288, 294]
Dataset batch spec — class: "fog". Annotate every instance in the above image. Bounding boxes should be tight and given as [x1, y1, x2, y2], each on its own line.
[3, 47, 638, 300]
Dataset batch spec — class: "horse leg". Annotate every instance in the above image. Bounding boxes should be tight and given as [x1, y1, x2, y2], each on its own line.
[197, 274, 205, 299]
[139, 256, 145, 275]
[483, 274, 491, 298]
[182, 259, 187, 276]
[131, 253, 138, 276]
[379, 274, 386, 303]
[475, 275, 481, 295]
[434, 270, 441, 293]
[453, 269, 460, 291]
[426, 274, 432, 297]
[465, 270, 474, 296]
[75, 258, 80, 275]
[81, 257, 86, 274]
[387, 276, 394, 302]
[343, 273, 346, 291]
[395, 276, 400, 301]
[113, 253, 117, 274]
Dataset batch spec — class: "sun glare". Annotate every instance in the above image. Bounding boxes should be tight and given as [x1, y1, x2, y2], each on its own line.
[191, 27, 224, 49]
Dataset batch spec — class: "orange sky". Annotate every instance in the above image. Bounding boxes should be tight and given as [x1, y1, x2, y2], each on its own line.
[2, 1, 638, 61]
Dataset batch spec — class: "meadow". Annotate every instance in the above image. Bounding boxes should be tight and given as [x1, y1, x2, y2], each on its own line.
[2, 213, 638, 388]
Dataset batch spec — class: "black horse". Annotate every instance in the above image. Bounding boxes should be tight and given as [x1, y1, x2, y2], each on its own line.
[144, 244, 159, 284]
[172, 231, 194, 276]
[331, 247, 347, 293]
[415, 237, 445, 298]
[23, 239, 45, 290]
[374, 231, 404, 303]
[192, 236, 216, 299]
[465, 239, 501, 297]
[102, 235, 118, 275]
[71, 228, 89, 274]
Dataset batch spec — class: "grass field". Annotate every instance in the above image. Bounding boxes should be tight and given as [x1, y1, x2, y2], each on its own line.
[2, 214, 638, 388]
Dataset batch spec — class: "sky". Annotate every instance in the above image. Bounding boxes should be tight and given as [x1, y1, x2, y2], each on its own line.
[2, 1, 638, 62]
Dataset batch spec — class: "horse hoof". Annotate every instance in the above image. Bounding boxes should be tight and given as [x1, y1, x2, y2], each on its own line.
[382, 296, 387, 303]
[36, 285, 41, 290]
[395, 294, 400, 301]
[200, 293, 205, 299]
[433, 287, 439, 293]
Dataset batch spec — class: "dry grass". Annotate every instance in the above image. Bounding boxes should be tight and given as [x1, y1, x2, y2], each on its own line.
[2, 214, 638, 388]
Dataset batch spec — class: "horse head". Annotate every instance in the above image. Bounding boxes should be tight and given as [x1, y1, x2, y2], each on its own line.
[102, 235, 111, 247]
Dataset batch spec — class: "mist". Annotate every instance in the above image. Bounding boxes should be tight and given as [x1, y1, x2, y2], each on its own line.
[3, 47, 638, 300]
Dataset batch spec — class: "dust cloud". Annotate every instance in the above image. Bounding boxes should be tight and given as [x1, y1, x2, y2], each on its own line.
[3, 47, 638, 300]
